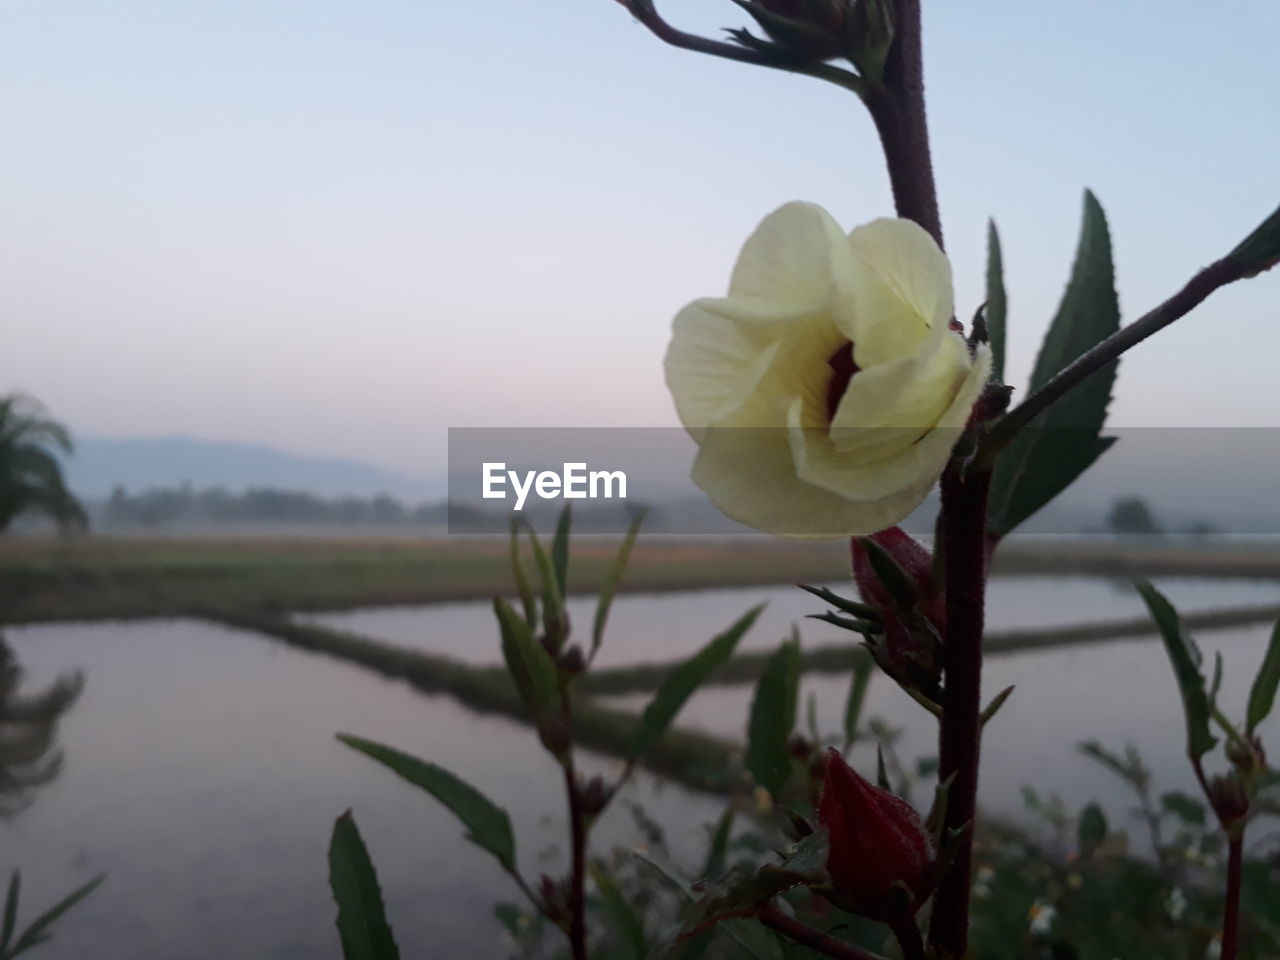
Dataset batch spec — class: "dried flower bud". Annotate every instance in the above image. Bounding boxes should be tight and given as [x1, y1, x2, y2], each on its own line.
[559, 644, 586, 676]
[818, 748, 935, 921]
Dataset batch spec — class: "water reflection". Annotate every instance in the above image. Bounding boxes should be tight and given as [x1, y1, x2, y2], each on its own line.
[0, 632, 83, 817]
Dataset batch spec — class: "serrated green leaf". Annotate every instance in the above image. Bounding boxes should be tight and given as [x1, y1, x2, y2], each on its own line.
[494, 597, 557, 716]
[6, 873, 104, 959]
[747, 635, 801, 797]
[989, 191, 1121, 536]
[1077, 802, 1108, 852]
[337, 735, 516, 872]
[551, 504, 572, 598]
[328, 811, 400, 960]
[842, 656, 873, 750]
[1137, 583, 1217, 759]
[1247, 620, 1280, 733]
[986, 219, 1007, 383]
[592, 511, 644, 660]
[628, 606, 762, 758]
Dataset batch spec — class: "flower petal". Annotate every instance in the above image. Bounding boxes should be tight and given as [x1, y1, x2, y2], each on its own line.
[665, 300, 781, 439]
[727, 202, 850, 315]
[834, 218, 954, 369]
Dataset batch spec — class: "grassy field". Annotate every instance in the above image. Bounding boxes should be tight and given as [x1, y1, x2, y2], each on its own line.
[2, 532, 1280, 624]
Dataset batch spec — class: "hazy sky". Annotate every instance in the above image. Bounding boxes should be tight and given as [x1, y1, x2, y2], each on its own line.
[3, 0, 1278, 477]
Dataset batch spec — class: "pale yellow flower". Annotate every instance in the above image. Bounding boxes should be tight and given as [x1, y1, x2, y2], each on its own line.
[665, 201, 991, 538]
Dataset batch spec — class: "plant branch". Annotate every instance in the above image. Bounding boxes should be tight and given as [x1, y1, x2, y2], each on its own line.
[982, 253, 1267, 460]
[620, 0, 867, 96]
[928, 460, 992, 957]
[757, 902, 888, 960]
[1223, 833, 1243, 960]
[563, 757, 588, 960]
[864, 0, 943, 248]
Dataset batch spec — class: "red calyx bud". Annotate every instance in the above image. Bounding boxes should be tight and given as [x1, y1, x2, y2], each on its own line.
[818, 748, 935, 921]
[1208, 774, 1250, 827]
[851, 528, 945, 695]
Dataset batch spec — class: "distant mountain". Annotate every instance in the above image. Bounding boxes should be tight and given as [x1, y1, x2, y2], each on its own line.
[65, 435, 445, 501]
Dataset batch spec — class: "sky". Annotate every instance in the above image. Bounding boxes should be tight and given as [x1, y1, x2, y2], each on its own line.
[2, 0, 1278, 478]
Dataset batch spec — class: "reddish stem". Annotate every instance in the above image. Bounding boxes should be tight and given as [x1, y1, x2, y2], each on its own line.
[563, 759, 588, 960]
[865, 0, 944, 249]
[1222, 833, 1243, 960]
[928, 462, 991, 957]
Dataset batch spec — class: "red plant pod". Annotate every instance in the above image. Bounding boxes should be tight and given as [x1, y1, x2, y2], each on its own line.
[818, 748, 935, 921]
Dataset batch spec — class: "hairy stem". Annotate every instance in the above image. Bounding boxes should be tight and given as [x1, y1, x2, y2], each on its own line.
[865, 0, 943, 248]
[1222, 833, 1243, 960]
[757, 902, 888, 960]
[929, 462, 992, 957]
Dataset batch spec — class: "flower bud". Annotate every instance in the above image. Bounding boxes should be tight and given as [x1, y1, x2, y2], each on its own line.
[818, 748, 935, 920]
[1208, 774, 1250, 827]
[851, 528, 945, 695]
[739, 0, 852, 62]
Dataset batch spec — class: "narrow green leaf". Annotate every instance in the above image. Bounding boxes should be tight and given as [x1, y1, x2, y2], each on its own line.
[337, 734, 516, 872]
[1077, 802, 1108, 852]
[796, 583, 881, 622]
[328, 811, 400, 960]
[1137, 583, 1217, 759]
[701, 808, 736, 881]
[2, 873, 19, 951]
[1247, 620, 1280, 733]
[842, 656, 874, 750]
[551, 504, 572, 598]
[856, 537, 917, 611]
[526, 530, 567, 648]
[805, 612, 880, 635]
[989, 190, 1121, 536]
[746, 634, 801, 797]
[590, 862, 646, 960]
[628, 605, 762, 757]
[509, 519, 538, 629]
[494, 597, 557, 716]
[980, 685, 1016, 727]
[986, 219, 1007, 383]
[8, 874, 105, 957]
[592, 511, 644, 660]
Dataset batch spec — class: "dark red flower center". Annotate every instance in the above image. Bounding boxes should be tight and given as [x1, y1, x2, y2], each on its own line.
[825, 341, 860, 421]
